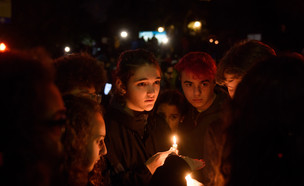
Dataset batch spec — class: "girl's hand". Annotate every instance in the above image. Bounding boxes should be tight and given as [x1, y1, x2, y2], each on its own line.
[145, 150, 172, 174]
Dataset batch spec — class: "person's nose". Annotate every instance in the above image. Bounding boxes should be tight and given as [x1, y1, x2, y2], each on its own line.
[100, 144, 107, 156]
[193, 85, 202, 96]
[147, 84, 156, 96]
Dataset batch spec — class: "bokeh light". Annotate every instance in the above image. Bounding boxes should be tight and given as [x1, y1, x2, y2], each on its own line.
[64, 46, 71, 53]
[0, 42, 7, 52]
[158, 27, 164, 32]
[120, 31, 128, 38]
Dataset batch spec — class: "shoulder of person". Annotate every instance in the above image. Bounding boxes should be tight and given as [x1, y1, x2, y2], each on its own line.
[214, 85, 231, 108]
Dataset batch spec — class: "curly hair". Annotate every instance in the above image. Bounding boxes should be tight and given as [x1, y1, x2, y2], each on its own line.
[88, 156, 108, 186]
[174, 51, 217, 80]
[54, 52, 106, 94]
[62, 95, 103, 186]
[216, 39, 276, 85]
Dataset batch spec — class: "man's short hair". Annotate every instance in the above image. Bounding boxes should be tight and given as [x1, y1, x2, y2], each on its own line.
[174, 51, 217, 80]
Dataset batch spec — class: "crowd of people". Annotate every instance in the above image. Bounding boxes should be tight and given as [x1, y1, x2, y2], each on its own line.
[0, 38, 304, 186]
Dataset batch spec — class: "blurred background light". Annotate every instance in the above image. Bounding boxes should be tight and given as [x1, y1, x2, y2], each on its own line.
[64, 46, 70, 53]
[194, 21, 201, 28]
[162, 37, 169, 44]
[0, 42, 7, 52]
[158, 27, 164, 32]
[138, 31, 168, 45]
[104, 83, 112, 95]
[187, 21, 202, 32]
[120, 31, 128, 38]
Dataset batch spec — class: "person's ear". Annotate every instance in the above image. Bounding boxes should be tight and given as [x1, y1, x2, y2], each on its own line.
[116, 79, 126, 96]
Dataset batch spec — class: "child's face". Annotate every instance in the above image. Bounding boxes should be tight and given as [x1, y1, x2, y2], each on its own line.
[86, 112, 107, 171]
[157, 103, 182, 131]
[164, 66, 174, 80]
[125, 64, 161, 111]
[223, 73, 243, 98]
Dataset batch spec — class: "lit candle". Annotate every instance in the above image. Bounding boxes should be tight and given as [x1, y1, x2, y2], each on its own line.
[173, 136, 177, 149]
[170, 135, 178, 154]
[185, 174, 203, 186]
[185, 174, 193, 186]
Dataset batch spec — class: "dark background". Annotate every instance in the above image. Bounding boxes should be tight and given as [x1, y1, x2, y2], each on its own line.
[1, 0, 304, 58]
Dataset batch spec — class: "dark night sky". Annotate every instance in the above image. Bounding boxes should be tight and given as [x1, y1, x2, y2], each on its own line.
[1, 0, 304, 56]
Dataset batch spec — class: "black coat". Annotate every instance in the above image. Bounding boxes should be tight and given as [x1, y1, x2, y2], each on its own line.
[178, 86, 230, 186]
[104, 103, 172, 186]
[150, 155, 191, 186]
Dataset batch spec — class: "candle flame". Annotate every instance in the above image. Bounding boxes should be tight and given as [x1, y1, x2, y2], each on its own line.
[185, 174, 203, 186]
[185, 174, 192, 186]
[185, 174, 191, 181]
[173, 136, 177, 145]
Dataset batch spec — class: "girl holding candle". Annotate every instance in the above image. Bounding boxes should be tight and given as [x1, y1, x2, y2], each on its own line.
[104, 49, 173, 185]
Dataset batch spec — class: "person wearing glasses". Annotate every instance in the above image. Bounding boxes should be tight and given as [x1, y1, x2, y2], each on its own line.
[0, 51, 67, 186]
[54, 52, 106, 104]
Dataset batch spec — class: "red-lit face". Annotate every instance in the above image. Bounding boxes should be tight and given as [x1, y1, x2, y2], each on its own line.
[44, 83, 66, 153]
[86, 112, 106, 172]
[125, 64, 161, 111]
[223, 73, 243, 98]
[164, 66, 174, 80]
[181, 71, 216, 112]
[156, 103, 182, 131]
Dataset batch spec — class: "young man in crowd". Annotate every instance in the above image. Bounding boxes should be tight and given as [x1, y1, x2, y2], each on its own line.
[175, 51, 230, 186]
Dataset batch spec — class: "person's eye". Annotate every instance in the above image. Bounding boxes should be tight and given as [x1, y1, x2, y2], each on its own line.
[154, 80, 161, 85]
[137, 82, 147, 87]
[170, 116, 177, 120]
[185, 83, 192, 87]
[201, 82, 209, 87]
[170, 115, 179, 120]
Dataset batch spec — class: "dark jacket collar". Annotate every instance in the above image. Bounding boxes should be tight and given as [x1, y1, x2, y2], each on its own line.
[109, 97, 150, 136]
